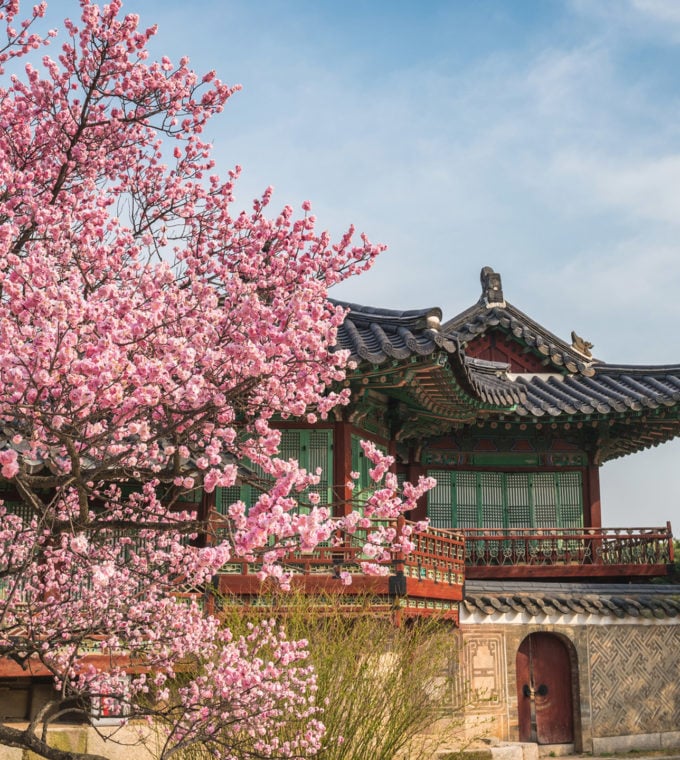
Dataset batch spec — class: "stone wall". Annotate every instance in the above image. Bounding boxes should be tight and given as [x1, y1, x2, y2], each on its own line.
[4, 621, 680, 758]
[589, 624, 680, 737]
[457, 630, 511, 743]
[457, 619, 680, 753]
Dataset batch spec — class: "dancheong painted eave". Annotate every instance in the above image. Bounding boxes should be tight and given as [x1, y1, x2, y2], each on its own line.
[330, 298, 522, 429]
[331, 268, 680, 459]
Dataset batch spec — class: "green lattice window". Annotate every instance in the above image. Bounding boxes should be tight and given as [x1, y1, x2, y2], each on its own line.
[216, 429, 333, 516]
[350, 435, 389, 507]
[0, 486, 31, 524]
[427, 470, 583, 530]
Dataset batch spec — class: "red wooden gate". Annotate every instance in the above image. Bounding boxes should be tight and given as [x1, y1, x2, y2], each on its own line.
[516, 633, 574, 744]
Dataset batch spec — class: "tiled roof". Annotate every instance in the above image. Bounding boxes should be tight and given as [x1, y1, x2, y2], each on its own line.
[332, 299, 457, 363]
[332, 270, 680, 456]
[440, 268, 680, 426]
[444, 301, 597, 376]
[516, 365, 680, 419]
[463, 581, 680, 619]
[442, 265, 599, 375]
[332, 299, 522, 411]
[444, 269, 680, 457]
[464, 357, 521, 408]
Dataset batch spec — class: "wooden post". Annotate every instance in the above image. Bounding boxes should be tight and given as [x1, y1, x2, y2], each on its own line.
[333, 420, 353, 517]
[585, 461, 602, 564]
[407, 460, 428, 523]
[391, 514, 406, 628]
[395, 514, 406, 575]
[668, 522, 675, 564]
[585, 463, 602, 528]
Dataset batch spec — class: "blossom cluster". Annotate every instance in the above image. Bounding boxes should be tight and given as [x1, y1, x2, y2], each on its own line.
[0, 2, 431, 758]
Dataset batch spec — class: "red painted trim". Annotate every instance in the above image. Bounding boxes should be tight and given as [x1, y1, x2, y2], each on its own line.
[465, 564, 669, 580]
[586, 463, 602, 529]
[466, 332, 548, 373]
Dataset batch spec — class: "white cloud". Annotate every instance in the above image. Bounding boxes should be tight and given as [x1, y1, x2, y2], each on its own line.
[572, 0, 680, 42]
[630, 0, 680, 26]
[553, 152, 680, 225]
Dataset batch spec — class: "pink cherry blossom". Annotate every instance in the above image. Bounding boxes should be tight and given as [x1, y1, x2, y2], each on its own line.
[0, 2, 432, 759]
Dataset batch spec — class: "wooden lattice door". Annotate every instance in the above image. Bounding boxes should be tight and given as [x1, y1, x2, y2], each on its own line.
[516, 633, 574, 744]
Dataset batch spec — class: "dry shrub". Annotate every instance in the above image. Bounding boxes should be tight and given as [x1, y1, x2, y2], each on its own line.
[217, 592, 464, 760]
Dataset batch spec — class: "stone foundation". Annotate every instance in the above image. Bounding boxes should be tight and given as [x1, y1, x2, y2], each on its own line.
[592, 730, 680, 755]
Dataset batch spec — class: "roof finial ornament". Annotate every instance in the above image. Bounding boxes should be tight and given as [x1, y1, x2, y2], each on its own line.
[480, 266, 505, 308]
[571, 331, 593, 359]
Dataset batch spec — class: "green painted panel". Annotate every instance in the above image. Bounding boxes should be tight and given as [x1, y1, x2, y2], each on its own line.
[0, 486, 31, 523]
[426, 470, 584, 530]
[424, 450, 587, 467]
[470, 453, 540, 467]
[546, 453, 587, 467]
[216, 428, 333, 515]
[428, 469, 454, 529]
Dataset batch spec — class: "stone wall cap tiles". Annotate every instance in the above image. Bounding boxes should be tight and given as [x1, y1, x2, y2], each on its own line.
[464, 580, 680, 619]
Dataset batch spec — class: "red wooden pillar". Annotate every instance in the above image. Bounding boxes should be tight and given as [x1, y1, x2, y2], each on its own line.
[392, 514, 406, 628]
[407, 458, 428, 523]
[668, 523, 675, 563]
[333, 420, 353, 517]
[201, 486, 218, 614]
[585, 463, 602, 528]
[585, 461, 602, 565]
[200, 487, 215, 546]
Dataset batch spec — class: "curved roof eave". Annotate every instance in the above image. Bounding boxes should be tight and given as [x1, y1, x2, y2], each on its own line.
[332, 298, 522, 414]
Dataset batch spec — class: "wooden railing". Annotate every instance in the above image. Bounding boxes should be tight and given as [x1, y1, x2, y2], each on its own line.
[400, 525, 465, 586]
[215, 518, 465, 619]
[218, 520, 674, 584]
[459, 523, 673, 579]
[219, 518, 465, 587]
[461, 524, 673, 565]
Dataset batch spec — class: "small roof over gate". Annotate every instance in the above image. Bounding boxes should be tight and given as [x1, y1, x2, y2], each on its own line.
[463, 580, 680, 619]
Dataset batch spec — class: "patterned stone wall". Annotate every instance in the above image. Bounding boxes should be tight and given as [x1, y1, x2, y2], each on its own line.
[458, 619, 680, 748]
[454, 630, 511, 741]
[460, 633, 506, 707]
[589, 625, 680, 737]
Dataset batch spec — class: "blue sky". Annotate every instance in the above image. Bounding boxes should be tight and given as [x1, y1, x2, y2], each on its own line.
[47, 0, 680, 528]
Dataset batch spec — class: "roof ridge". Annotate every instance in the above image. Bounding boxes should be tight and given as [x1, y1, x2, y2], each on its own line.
[329, 298, 442, 329]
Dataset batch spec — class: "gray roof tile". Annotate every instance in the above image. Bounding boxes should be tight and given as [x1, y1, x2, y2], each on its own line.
[464, 581, 680, 619]
[332, 269, 680, 455]
[332, 299, 523, 409]
[332, 299, 457, 364]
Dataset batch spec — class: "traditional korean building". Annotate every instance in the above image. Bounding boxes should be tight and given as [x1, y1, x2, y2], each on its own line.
[216, 266, 680, 755]
[1, 267, 679, 755]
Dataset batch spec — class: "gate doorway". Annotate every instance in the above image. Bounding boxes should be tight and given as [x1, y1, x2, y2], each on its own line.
[516, 633, 574, 744]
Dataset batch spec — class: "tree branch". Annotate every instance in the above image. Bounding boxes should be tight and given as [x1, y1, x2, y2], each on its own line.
[0, 723, 109, 760]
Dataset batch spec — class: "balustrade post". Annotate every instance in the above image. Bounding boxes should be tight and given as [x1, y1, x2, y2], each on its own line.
[394, 514, 406, 576]
[668, 522, 675, 564]
[331, 527, 344, 578]
[588, 529, 602, 565]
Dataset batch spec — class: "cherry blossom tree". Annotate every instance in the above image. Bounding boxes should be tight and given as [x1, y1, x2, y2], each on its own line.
[0, 2, 434, 759]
